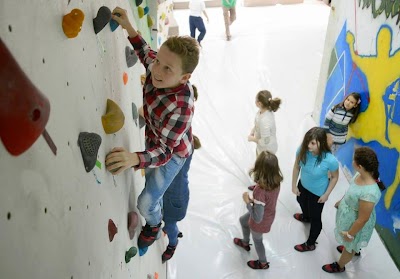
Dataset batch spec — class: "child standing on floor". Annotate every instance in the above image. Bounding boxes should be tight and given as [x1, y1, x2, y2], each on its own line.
[105, 7, 200, 250]
[292, 127, 339, 252]
[323, 92, 361, 152]
[323, 147, 385, 273]
[233, 151, 283, 270]
[222, 0, 237, 41]
[189, 0, 209, 46]
[247, 90, 281, 191]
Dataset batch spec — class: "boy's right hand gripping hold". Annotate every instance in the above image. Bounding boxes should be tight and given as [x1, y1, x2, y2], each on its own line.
[111, 7, 138, 37]
[105, 147, 139, 175]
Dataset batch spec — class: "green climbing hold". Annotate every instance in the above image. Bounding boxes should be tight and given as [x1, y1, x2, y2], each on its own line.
[125, 246, 138, 263]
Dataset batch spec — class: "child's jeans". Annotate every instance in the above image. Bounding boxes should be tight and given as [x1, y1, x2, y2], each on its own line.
[163, 153, 193, 246]
[239, 212, 267, 263]
[137, 154, 186, 226]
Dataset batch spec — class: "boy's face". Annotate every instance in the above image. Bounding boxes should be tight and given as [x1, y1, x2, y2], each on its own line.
[151, 45, 191, 89]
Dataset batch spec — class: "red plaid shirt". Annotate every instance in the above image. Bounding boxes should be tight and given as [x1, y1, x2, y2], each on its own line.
[129, 35, 194, 169]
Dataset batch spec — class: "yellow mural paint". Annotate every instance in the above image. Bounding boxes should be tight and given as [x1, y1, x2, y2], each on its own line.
[346, 27, 400, 209]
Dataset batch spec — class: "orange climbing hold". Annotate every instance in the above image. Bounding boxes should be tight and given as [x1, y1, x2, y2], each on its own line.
[62, 9, 85, 38]
[0, 39, 50, 156]
[123, 72, 128, 85]
[108, 219, 118, 242]
[101, 99, 125, 134]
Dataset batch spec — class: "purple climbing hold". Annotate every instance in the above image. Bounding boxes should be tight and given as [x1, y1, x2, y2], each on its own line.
[93, 6, 112, 34]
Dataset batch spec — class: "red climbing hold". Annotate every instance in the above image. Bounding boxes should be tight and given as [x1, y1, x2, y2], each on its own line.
[0, 38, 50, 156]
[108, 219, 118, 242]
[123, 72, 128, 85]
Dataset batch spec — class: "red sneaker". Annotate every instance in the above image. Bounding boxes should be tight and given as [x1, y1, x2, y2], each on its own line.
[233, 238, 251, 251]
[336, 245, 361, 256]
[322, 262, 345, 273]
[162, 243, 178, 263]
[247, 260, 269, 270]
[294, 242, 316, 252]
[293, 213, 310, 223]
[137, 222, 161, 249]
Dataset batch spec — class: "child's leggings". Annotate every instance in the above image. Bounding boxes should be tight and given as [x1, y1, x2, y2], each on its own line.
[239, 212, 267, 263]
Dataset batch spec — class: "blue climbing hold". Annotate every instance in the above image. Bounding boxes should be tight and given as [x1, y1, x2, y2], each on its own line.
[139, 246, 148, 256]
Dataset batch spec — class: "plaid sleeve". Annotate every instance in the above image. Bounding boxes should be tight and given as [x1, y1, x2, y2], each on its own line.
[135, 106, 193, 168]
[128, 35, 156, 70]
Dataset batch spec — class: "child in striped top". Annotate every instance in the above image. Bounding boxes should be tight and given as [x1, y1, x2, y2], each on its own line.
[323, 92, 361, 152]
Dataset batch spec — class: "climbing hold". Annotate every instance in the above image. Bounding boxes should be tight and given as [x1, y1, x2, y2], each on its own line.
[147, 15, 154, 28]
[128, 211, 139, 239]
[123, 72, 128, 85]
[62, 9, 85, 38]
[0, 39, 50, 156]
[143, 6, 149, 16]
[109, 12, 120, 32]
[101, 99, 125, 134]
[138, 7, 144, 18]
[140, 74, 146, 86]
[125, 246, 138, 263]
[93, 6, 112, 34]
[78, 132, 102, 172]
[135, 0, 143, 6]
[108, 219, 118, 242]
[154, 272, 159, 279]
[139, 115, 146, 129]
[109, 19, 119, 32]
[165, 17, 170, 25]
[131, 103, 139, 126]
[161, 12, 166, 21]
[125, 46, 138, 68]
[139, 246, 148, 256]
[178, 232, 183, 238]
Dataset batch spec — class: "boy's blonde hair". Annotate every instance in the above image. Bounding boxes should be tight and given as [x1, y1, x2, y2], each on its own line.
[163, 36, 200, 74]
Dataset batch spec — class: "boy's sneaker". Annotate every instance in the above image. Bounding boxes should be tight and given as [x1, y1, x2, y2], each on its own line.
[248, 185, 256, 191]
[322, 262, 345, 273]
[247, 260, 270, 270]
[233, 238, 251, 251]
[294, 242, 316, 252]
[138, 222, 161, 249]
[293, 213, 310, 223]
[337, 245, 361, 256]
[162, 243, 178, 263]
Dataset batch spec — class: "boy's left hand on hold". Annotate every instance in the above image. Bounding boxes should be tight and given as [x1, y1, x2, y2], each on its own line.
[105, 147, 134, 175]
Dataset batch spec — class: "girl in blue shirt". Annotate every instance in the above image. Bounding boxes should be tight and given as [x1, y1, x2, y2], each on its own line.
[292, 127, 339, 252]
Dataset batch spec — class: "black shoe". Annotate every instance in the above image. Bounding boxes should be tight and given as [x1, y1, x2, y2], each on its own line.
[137, 222, 161, 249]
[162, 243, 178, 263]
[336, 245, 361, 256]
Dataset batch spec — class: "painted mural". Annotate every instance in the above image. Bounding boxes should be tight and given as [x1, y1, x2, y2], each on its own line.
[319, 2, 400, 269]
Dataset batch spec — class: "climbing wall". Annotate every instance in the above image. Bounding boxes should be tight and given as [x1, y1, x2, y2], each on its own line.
[313, 0, 400, 270]
[0, 0, 166, 278]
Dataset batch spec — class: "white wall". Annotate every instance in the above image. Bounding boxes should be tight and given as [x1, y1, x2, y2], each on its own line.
[0, 0, 169, 278]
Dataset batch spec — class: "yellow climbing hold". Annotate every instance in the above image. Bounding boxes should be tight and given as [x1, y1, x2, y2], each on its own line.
[102, 99, 125, 134]
[147, 15, 154, 28]
[138, 7, 144, 18]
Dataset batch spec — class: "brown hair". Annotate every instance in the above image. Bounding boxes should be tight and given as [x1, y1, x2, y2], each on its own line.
[333, 92, 361, 123]
[163, 36, 200, 74]
[256, 90, 281, 112]
[354, 147, 385, 191]
[298, 127, 331, 166]
[249, 151, 283, 190]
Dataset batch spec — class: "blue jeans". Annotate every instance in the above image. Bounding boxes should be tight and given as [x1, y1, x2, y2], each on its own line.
[162, 153, 193, 246]
[189, 16, 206, 43]
[137, 154, 186, 226]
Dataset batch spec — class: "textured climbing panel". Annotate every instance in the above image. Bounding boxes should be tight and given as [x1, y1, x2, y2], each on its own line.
[77, 132, 102, 172]
[93, 6, 112, 34]
[0, 39, 50, 156]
